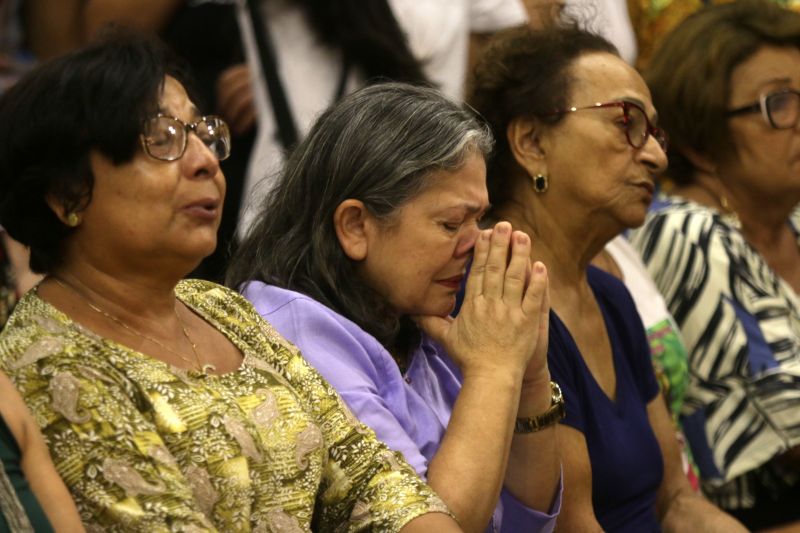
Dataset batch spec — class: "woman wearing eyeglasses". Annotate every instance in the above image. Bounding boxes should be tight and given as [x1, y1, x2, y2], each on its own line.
[629, 1, 800, 529]
[470, 26, 746, 531]
[0, 32, 460, 531]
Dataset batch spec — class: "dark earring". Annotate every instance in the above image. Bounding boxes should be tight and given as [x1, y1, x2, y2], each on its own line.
[533, 173, 549, 193]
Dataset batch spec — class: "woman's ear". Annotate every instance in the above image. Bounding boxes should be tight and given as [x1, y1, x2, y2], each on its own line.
[507, 116, 548, 178]
[44, 193, 73, 226]
[333, 199, 370, 261]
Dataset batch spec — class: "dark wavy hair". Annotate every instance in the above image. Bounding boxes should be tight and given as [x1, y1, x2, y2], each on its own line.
[0, 28, 189, 273]
[469, 25, 618, 207]
[226, 83, 492, 355]
[646, 0, 800, 185]
[299, 0, 429, 85]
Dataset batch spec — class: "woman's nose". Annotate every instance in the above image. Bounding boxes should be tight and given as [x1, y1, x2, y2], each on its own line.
[455, 225, 481, 257]
[640, 134, 668, 175]
[180, 132, 221, 179]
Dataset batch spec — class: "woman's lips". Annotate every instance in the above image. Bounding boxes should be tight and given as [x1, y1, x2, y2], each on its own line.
[633, 180, 655, 201]
[436, 274, 464, 289]
[636, 180, 655, 194]
[182, 198, 221, 221]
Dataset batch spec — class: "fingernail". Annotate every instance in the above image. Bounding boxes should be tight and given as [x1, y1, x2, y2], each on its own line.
[481, 230, 491, 240]
[516, 233, 528, 244]
[496, 223, 509, 235]
[534, 262, 545, 274]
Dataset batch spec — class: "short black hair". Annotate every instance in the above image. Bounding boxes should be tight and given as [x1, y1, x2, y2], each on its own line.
[0, 28, 189, 273]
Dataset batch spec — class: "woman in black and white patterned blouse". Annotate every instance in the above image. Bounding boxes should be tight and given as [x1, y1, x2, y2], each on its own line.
[631, 1, 800, 529]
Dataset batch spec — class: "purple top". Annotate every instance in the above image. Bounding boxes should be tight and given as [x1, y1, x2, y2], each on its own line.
[242, 281, 560, 533]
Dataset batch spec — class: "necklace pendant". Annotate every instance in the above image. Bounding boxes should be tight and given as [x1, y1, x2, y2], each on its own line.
[201, 363, 217, 375]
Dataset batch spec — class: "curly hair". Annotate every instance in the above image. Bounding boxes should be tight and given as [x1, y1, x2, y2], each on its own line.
[469, 25, 618, 206]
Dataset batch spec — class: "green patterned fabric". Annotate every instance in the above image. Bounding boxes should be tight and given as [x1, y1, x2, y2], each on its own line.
[0, 280, 448, 532]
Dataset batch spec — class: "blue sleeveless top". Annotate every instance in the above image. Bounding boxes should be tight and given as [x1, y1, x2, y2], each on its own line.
[548, 267, 663, 532]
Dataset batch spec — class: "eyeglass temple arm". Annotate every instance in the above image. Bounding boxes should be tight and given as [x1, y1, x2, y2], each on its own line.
[725, 102, 761, 117]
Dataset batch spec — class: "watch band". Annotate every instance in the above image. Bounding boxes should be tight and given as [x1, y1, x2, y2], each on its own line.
[514, 381, 565, 434]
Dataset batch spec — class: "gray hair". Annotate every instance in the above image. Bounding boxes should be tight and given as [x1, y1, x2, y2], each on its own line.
[227, 82, 493, 353]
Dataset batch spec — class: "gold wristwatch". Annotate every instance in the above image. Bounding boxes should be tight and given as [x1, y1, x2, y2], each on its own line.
[514, 381, 565, 434]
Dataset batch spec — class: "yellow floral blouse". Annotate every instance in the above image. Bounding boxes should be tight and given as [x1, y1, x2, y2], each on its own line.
[0, 280, 449, 532]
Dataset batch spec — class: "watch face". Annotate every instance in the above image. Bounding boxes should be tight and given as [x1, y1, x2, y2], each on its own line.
[551, 381, 564, 403]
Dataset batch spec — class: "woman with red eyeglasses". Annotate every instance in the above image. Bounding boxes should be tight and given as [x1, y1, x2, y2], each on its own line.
[471, 26, 745, 532]
[630, 1, 800, 530]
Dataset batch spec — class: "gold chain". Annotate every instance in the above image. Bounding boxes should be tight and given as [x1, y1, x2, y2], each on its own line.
[51, 276, 216, 374]
[693, 180, 738, 218]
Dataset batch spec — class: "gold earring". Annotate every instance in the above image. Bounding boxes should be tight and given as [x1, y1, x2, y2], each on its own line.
[66, 212, 80, 227]
[533, 173, 549, 193]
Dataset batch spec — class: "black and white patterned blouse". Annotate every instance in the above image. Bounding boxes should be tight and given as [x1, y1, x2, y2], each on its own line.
[630, 194, 800, 510]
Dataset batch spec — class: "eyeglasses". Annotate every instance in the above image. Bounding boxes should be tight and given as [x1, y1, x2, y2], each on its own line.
[141, 114, 231, 162]
[545, 101, 669, 152]
[726, 88, 800, 129]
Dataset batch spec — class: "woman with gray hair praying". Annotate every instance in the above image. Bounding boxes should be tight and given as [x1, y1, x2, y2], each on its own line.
[228, 82, 561, 533]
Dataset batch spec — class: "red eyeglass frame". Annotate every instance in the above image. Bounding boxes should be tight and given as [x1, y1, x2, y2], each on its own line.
[543, 101, 669, 152]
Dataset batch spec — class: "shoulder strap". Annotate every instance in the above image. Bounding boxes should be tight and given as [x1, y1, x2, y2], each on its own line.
[244, 0, 298, 151]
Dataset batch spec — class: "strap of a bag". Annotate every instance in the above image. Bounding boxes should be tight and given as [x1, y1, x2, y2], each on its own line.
[244, 0, 298, 150]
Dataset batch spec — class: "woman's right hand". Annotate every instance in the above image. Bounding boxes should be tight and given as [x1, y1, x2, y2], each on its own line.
[416, 221, 549, 384]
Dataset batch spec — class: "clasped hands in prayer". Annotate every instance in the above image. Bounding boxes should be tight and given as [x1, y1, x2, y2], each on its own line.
[416, 221, 551, 404]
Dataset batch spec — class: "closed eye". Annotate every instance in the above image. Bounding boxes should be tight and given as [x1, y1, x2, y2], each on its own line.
[442, 222, 461, 233]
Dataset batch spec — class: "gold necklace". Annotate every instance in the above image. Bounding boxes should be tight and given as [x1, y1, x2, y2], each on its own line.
[52, 276, 216, 374]
[693, 180, 738, 218]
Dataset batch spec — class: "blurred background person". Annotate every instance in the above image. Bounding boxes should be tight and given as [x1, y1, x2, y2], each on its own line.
[470, 25, 745, 531]
[0, 31, 458, 532]
[228, 82, 561, 533]
[0, 0, 80, 317]
[562, 0, 638, 64]
[627, 0, 800, 69]
[631, 1, 800, 529]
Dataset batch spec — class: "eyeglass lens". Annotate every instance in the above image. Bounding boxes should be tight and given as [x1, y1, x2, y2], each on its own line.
[767, 91, 800, 129]
[143, 116, 231, 161]
[624, 105, 647, 149]
[624, 104, 668, 151]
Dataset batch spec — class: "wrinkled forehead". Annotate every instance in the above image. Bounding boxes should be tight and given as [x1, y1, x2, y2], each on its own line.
[567, 52, 656, 114]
